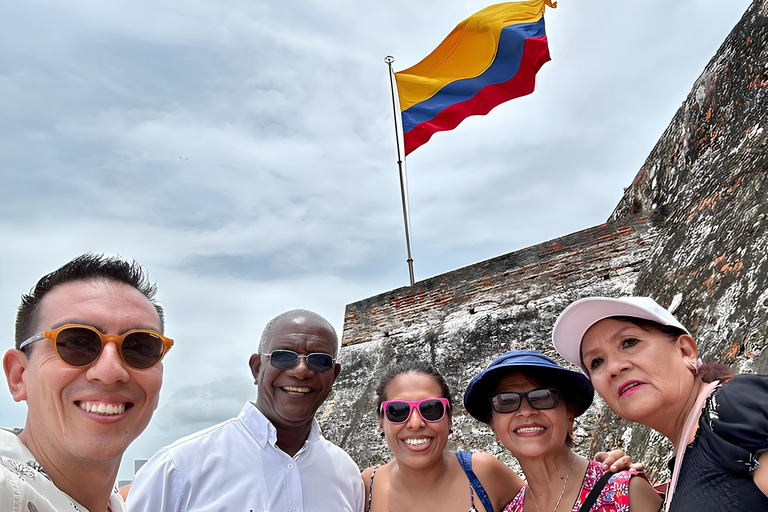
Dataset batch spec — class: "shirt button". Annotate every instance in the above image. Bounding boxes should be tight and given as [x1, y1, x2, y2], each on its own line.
[287, 463, 293, 469]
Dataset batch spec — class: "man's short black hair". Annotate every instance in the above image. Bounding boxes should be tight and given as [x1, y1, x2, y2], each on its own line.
[15, 253, 164, 350]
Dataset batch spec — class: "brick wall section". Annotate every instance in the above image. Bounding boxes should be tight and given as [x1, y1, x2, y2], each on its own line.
[320, 214, 657, 473]
[342, 214, 656, 349]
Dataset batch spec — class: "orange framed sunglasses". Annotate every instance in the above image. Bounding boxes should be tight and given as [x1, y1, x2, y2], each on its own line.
[19, 324, 174, 370]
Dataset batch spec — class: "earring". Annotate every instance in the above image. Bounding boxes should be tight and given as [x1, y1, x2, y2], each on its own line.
[687, 360, 698, 374]
[380, 432, 385, 438]
[449, 429, 453, 434]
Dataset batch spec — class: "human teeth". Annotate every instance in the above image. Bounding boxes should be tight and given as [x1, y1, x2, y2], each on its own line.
[282, 386, 311, 395]
[404, 438, 431, 446]
[622, 383, 640, 394]
[515, 427, 545, 433]
[79, 402, 125, 415]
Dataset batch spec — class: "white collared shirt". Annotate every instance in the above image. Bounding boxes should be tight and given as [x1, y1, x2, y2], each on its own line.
[0, 428, 127, 512]
[127, 403, 364, 512]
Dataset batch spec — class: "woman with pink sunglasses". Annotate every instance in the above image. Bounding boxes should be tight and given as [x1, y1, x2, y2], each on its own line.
[361, 361, 635, 512]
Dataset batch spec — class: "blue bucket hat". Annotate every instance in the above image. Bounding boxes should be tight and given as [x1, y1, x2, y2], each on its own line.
[463, 350, 594, 423]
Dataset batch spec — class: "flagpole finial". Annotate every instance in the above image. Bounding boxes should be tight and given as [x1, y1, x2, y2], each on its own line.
[384, 55, 394, 64]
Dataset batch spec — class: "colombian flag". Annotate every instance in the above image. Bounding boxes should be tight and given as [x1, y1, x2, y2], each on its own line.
[396, 0, 556, 155]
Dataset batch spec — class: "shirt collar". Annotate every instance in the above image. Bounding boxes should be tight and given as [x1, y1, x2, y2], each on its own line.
[241, 402, 322, 451]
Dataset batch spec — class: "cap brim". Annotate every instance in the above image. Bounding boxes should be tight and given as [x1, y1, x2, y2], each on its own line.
[552, 297, 689, 372]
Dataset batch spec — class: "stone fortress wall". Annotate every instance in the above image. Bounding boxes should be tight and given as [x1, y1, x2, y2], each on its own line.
[318, 0, 768, 483]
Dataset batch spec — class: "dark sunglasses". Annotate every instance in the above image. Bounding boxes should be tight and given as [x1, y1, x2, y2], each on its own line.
[490, 388, 560, 414]
[380, 398, 450, 424]
[19, 324, 173, 370]
[263, 349, 335, 372]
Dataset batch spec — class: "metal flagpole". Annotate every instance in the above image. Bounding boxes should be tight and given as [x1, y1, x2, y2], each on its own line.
[385, 55, 415, 286]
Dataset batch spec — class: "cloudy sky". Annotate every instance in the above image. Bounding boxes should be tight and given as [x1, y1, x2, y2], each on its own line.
[0, 0, 753, 481]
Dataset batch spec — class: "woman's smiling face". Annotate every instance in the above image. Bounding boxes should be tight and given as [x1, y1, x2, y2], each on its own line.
[380, 371, 452, 470]
[488, 372, 573, 460]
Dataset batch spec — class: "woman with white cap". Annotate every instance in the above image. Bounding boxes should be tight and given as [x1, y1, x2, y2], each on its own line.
[553, 296, 768, 511]
[464, 350, 661, 512]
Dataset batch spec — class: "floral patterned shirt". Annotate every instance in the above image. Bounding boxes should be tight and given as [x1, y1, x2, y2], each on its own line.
[0, 428, 126, 512]
[504, 460, 647, 512]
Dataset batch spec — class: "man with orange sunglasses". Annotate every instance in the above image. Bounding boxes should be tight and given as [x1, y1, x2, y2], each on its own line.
[2, 253, 172, 512]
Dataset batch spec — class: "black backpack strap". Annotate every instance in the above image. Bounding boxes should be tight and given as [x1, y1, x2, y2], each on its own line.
[578, 470, 614, 512]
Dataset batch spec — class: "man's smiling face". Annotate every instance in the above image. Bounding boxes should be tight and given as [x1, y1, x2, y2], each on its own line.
[10, 279, 163, 468]
[252, 313, 340, 433]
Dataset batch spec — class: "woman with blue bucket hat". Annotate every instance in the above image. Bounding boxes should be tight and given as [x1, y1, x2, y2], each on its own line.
[464, 350, 661, 512]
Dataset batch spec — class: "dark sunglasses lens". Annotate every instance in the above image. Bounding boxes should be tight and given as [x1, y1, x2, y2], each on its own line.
[306, 354, 334, 372]
[492, 393, 522, 413]
[122, 332, 165, 369]
[269, 350, 299, 369]
[385, 402, 412, 423]
[528, 389, 559, 409]
[56, 327, 101, 366]
[418, 399, 446, 421]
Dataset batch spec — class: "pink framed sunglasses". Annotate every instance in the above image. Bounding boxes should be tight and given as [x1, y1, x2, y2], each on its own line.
[380, 397, 450, 424]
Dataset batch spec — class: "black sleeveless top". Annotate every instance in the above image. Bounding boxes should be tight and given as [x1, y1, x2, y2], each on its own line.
[667, 374, 768, 511]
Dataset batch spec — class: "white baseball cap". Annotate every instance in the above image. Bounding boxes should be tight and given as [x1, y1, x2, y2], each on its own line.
[552, 296, 690, 373]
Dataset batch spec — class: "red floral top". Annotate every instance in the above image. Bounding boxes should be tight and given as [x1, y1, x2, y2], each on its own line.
[504, 460, 648, 512]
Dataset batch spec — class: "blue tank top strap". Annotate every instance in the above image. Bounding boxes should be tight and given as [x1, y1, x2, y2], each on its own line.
[455, 451, 494, 512]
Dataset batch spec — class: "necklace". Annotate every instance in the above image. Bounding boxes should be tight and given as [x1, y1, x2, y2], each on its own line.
[528, 457, 577, 512]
